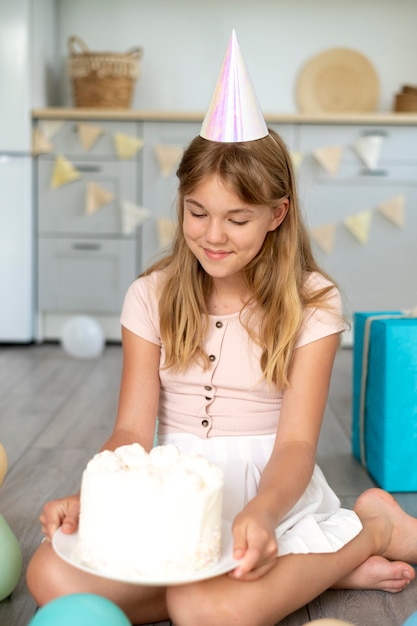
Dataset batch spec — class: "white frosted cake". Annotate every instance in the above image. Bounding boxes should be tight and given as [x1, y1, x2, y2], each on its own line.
[75, 443, 224, 578]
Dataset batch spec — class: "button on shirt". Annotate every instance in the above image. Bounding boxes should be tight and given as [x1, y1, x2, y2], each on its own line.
[120, 270, 347, 439]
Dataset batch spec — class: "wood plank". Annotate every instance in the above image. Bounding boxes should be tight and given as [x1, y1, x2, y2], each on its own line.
[0, 447, 98, 625]
[308, 583, 417, 625]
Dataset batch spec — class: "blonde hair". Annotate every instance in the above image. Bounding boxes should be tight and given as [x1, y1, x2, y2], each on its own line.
[143, 129, 335, 388]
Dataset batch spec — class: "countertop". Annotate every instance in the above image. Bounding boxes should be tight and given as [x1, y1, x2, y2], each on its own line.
[32, 108, 417, 125]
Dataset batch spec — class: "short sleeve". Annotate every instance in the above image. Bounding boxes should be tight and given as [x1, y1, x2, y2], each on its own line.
[120, 272, 162, 346]
[295, 272, 349, 349]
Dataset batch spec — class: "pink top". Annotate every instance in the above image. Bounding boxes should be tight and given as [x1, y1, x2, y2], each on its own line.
[120, 270, 347, 439]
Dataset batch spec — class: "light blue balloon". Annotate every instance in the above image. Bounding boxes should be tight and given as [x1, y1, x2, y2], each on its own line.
[28, 593, 131, 626]
[404, 613, 417, 626]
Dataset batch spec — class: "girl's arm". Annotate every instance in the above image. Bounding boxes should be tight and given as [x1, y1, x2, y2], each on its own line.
[40, 326, 161, 540]
[231, 331, 341, 579]
[100, 325, 161, 452]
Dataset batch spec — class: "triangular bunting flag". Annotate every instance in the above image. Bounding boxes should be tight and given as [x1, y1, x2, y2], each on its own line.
[377, 194, 405, 228]
[290, 151, 304, 173]
[120, 200, 150, 235]
[157, 217, 177, 248]
[77, 123, 104, 151]
[353, 134, 384, 169]
[50, 155, 81, 189]
[86, 182, 114, 215]
[32, 128, 53, 155]
[114, 133, 144, 159]
[40, 120, 66, 140]
[313, 146, 343, 176]
[154, 145, 183, 177]
[343, 210, 372, 245]
[311, 223, 337, 254]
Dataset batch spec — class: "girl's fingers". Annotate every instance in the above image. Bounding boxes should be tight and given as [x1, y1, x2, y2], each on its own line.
[40, 496, 80, 540]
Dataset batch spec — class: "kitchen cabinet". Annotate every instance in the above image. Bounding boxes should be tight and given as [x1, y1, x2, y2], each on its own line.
[141, 120, 200, 267]
[33, 109, 417, 342]
[297, 123, 417, 319]
[34, 117, 143, 340]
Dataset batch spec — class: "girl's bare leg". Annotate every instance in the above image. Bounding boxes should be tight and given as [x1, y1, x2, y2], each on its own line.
[334, 488, 417, 592]
[26, 541, 168, 624]
[167, 488, 417, 626]
[28, 489, 417, 626]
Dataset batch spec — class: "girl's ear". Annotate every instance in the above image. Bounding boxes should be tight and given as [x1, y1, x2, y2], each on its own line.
[269, 198, 289, 231]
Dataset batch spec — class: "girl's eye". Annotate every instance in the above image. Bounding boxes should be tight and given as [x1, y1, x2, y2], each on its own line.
[230, 220, 249, 226]
[190, 211, 206, 218]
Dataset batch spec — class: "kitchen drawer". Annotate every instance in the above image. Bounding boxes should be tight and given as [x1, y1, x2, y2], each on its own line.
[36, 119, 142, 158]
[37, 159, 138, 236]
[299, 159, 417, 183]
[38, 237, 140, 313]
[303, 180, 416, 226]
[297, 124, 417, 165]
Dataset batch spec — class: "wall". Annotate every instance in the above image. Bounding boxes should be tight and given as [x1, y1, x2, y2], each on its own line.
[53, 0, 417, 113]
[31, 0, 59, 107]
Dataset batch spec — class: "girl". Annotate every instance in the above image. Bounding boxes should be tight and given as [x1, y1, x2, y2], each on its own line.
[27, 129, 417, 626]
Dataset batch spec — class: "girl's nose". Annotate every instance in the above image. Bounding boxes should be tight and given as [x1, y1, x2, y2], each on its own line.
[206, 219, 227, 243]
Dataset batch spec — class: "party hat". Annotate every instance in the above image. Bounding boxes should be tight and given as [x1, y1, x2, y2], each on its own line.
[200, 30, 268, 143]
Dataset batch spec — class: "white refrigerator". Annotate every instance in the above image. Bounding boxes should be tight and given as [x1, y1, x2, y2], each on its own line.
[0, 0, 34, 342]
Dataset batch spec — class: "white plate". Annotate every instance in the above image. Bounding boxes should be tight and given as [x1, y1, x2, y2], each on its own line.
[52, 519, 240, 585]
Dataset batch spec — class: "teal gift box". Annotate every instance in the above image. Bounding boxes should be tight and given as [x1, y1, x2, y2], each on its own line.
[352, 311, 417, 491]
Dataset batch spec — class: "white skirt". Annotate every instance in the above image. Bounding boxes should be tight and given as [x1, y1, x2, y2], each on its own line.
[157, 432, 362, 556]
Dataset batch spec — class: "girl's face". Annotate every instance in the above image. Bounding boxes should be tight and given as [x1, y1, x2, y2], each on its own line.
[183, 175, 288, 284]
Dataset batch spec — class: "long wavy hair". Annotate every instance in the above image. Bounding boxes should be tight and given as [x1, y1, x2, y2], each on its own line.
[143, 129, 335, 388]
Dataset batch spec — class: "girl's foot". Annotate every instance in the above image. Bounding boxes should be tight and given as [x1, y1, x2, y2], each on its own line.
[354, 488, 417, 563]
[335, 488, 417, 592]
[334, 554, 414, 593]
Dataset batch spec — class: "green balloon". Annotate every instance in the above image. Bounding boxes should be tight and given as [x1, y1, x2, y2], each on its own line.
[0, 515, 22, 601]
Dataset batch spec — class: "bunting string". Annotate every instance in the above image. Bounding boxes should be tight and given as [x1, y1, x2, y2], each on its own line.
[36, 122, 408, 253]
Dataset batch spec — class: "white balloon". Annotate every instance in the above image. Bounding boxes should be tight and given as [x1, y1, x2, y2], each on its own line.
[61, 316, 105, 359]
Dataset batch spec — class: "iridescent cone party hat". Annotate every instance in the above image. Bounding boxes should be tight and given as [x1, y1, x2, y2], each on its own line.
[200, 30, 268, 143]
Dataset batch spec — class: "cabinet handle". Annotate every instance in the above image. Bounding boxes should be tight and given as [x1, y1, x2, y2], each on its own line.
[72, 242, 102, 251]
[74, 164, 103, 173]
[359, 168, 388, 177]
[360, 130, 387, 138]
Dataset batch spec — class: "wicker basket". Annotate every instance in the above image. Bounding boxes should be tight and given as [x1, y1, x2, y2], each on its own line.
[68, 36, 143, 109]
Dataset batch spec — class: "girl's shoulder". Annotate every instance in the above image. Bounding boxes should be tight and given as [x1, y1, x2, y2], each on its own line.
[122, 269, 169, 319]
[303, 270, 336, 294]
[128, 268, 167, 298]
[295, 272, 347, 349]
[121, 269, 167, 343]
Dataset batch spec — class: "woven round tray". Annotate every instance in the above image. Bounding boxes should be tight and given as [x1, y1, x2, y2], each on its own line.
[296, 48, 379, 114]
[68, 36, 143, 109]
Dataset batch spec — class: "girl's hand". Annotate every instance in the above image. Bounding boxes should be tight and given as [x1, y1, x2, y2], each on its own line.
[39, 494, 80, 541]
[228, 506, 278, 581]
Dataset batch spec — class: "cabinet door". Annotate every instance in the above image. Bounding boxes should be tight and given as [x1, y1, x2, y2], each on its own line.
[297, 123, 417, 317]
[141, 121, 200, 268]
[301, 178, 417, 317]
[38, 159, 137, 236]
[38, 237, 140, 313]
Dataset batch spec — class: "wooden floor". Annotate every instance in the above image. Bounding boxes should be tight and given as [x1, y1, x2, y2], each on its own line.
[0, 343, 417, 626]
